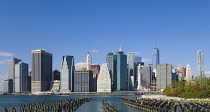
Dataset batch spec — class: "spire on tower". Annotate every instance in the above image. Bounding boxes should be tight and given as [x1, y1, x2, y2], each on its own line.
[119, 45, 123, 52]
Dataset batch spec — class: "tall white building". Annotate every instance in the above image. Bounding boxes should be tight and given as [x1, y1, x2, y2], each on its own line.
[60, 55, 74, 92]
[186, 64, 192, 81]
[15, 62, 28, 93]
[137, 64, 143, 90]
[97, 63, 111, 92]
[197, 50, 204, 76]
[87, 53, 92, 70]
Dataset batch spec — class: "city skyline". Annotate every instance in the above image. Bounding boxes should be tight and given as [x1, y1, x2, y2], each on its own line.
[0, 1, 210, 91]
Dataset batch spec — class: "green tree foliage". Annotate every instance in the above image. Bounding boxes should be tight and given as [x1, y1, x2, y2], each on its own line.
[163, 76, 210, 98]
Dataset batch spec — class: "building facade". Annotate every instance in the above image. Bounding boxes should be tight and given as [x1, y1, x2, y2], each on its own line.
[106, 52, 114, 90]
[152, 48, 160, 72]
[97, 63, 111, 92]
[186, 64, 192, 81]
[197, 50, 204, 76]
[8, 58, 21, 92]
[4, 79, 13, 93]
[60, 55, 75, 92]
[52, 70, 60, 81]
[87, 53, 92, 70]
[31, 49, 52, 93]
[114, 46, 127, 91]
[74, 70, 94, 92]
[15, 62, 28, 93]
[156, 63, 172, 91]
[90, 64, 100, 92]
[128, 52, 135, 91]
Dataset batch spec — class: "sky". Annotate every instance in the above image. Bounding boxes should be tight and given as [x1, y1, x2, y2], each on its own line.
[0, 1, 210, 91]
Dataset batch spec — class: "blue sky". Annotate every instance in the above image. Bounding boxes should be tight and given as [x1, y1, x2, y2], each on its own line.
[0, 1, 210, 90]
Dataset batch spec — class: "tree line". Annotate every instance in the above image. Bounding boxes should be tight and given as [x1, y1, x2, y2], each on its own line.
[163, 75, 210, 98]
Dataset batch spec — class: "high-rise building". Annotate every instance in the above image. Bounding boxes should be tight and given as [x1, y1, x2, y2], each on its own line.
[152, 48, 160, 72]
[97, 63, 111, 92]
[137, 64, 143, 90]
[106, 52, 114, 90]
[60, 55, 75, 92]
[128, 52, 135, 91]
[74, 70, 94, 92]
[134, 56, 143, 87]
[15, 62, 28, 93]
[114, 46, 127, 91]
[197, 50, 204, 76]
[90, 64, 100, 92]
[186, 64, 192, 81]
[156, 63, 172, 91]
[8, 58, 21, 92]
[87, 53, 92, 70]
[138, 65, 152, 89]
[4, 79, 13, 93]
[52, 70, 60, 81]
[31, 49, 52, 93]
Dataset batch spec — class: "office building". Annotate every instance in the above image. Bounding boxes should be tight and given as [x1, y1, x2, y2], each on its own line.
[97, 63, 111, 92]
[106, 52, 114, 90]
[152, 48, 160, 72]
[138, 65, 152, 89]
[15, 62, 28, 93]
[87, 53, 92, 70]
[90, 64, 100, 92]
[4, 79, 13, 93]
[31, 49, 52, 93]
[60, 55, 75, 92]
[74, 70, 94, 92]
[128, 52, 135, 91]
[114, 46, 127, 91]
[156, 63, 172, 91]
[137, 64, 143, 90]
[8, 58, 21, 92]
[197, 50, 204, 76]
[52, 70, 60, 81]
[186, 64, 192, 81]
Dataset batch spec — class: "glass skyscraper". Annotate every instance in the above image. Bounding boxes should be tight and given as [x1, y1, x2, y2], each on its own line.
[60, 55, 75, 92]
[152, 48, 160, 70]
[106, 52, 114, 90]
[197, 50, 204, 76]
[114, 46, 127, 91]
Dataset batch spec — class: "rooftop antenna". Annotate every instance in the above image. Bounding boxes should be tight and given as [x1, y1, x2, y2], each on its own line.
[155, 40, 157, 47]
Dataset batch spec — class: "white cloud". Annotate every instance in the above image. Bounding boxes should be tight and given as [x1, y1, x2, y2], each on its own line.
[142, 58, 151, 62]
[92, 49, 99, 53]
[0, 52, 13, 57]
[75, 62, 87, 70]
[0, 60, 7, 64]
[0, 75, 8, 91]
[205, 71, 210, 77]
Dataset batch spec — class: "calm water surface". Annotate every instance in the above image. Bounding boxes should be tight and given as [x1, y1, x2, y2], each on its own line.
[0, 95, 143, 112]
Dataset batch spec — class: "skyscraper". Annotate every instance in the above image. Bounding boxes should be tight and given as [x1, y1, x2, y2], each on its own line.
[87, 53, 92, 70]
[152, 48, 160, 72]
[156, 63, 172, 91]
[31, 49, 52, 93]
[197, 50, 204, 76]
[97, 63, 111, 92]
[74, 70, 94, 92]
[128, 52, 135, 90]
[60, 55, 75, 92]
[114, 46, 127, 91]
[8, 58, 21, 92]
[106, 52, 114, 90]
[15, 62, 28, 93]
[186, 64, 192, 81]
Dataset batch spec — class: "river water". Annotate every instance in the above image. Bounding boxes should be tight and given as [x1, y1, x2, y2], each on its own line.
[0, 95, 143, 112]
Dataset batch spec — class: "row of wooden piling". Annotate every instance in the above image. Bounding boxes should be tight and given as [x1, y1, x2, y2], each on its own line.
[3, 97, 92, 112]
[119, 97, 210, 112]
[102, 99, 122, 112]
